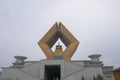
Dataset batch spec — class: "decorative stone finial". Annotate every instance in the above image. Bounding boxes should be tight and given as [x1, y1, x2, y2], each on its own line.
[88, 54, 101, 62]
[13, 56, 27, 68]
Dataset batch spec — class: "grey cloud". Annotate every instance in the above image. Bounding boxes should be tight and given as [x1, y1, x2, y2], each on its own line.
[0, 0, 120, 68]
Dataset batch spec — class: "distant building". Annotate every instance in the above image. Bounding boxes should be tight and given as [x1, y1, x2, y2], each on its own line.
[0, 22, 114, 80]
[113, 67, 120, 80]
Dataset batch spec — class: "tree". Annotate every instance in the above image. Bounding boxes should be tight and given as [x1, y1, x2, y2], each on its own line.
[96, 74, 103, 80]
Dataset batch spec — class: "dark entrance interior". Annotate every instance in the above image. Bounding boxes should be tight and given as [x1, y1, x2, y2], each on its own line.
[44, 65, 61, 80]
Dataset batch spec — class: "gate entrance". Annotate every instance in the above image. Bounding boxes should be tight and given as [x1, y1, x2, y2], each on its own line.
[44, 65, 61, 80]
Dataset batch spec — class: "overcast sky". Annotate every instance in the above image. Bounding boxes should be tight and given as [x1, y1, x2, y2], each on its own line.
[0, 0, 120, 68]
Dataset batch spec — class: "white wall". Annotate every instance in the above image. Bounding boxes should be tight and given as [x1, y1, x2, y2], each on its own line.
[0, 60, 114, 80]
[1, 68, 40, 80]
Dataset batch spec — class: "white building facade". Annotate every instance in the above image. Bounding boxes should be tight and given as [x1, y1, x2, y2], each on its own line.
[0, 55, 114, 80]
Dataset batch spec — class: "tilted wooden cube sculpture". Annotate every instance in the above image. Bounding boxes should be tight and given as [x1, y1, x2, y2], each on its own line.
[38, 22, 79, 61]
